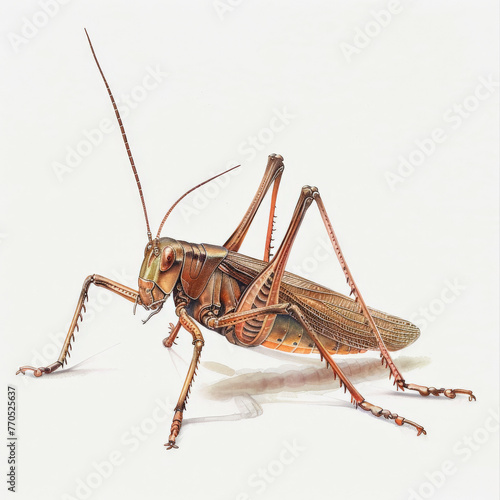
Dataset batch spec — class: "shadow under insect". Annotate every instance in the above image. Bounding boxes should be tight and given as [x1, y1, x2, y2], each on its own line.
[182, 355, 430, 428]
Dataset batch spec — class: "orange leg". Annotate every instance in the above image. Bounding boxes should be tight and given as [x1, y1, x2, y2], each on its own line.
[209, 302, 426, 435]
[17, 275, 138, 376]
[165, 308, 204, 449]
[313, 194, 475, 402]
[163, 320, 181, 347]
[223, 154, 284, 261]
[219, 181, 475, 434]
[217, 185, 427, 434]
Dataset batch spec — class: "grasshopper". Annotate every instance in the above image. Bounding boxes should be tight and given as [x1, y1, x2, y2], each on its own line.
[17, 31, 475, 449]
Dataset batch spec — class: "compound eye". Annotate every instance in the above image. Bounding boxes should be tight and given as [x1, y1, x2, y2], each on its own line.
[160, 246, 175, 271]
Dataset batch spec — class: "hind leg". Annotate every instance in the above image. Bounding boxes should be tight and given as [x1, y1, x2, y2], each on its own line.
[215, 187, 427, 435]
[312, 194, 475, 401]
[209, 301, 427, 435]
[223, 154, 284, 261]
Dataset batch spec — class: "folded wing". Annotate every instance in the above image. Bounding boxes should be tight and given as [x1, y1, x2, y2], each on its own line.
[221, 251, 420, 352]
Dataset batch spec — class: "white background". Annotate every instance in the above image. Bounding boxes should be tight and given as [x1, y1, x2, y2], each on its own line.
[1, 1, 498, 499]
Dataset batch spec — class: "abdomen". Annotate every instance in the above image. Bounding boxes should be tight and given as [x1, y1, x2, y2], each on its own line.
[260, 315, 367, 355]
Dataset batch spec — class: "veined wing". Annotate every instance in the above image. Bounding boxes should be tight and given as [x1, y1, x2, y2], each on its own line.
[220, 251, 420, 352]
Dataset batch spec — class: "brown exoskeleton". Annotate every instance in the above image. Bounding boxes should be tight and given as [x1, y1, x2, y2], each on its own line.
[17, 31, 476, 449]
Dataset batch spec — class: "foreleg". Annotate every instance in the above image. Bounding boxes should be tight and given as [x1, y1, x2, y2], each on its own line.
[16, 274, 138, 376]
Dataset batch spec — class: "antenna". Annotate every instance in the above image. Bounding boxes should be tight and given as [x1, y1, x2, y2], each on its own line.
[84, 29, 153, 242]
[156, 165, 240, 238]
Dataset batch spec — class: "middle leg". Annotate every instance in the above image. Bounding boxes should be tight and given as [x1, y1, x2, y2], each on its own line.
[165, 307, 205, 450]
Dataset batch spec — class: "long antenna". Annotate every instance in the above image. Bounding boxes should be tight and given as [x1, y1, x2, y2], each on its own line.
[84, 29, 153, 242]
[156, 165, 240, 238]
